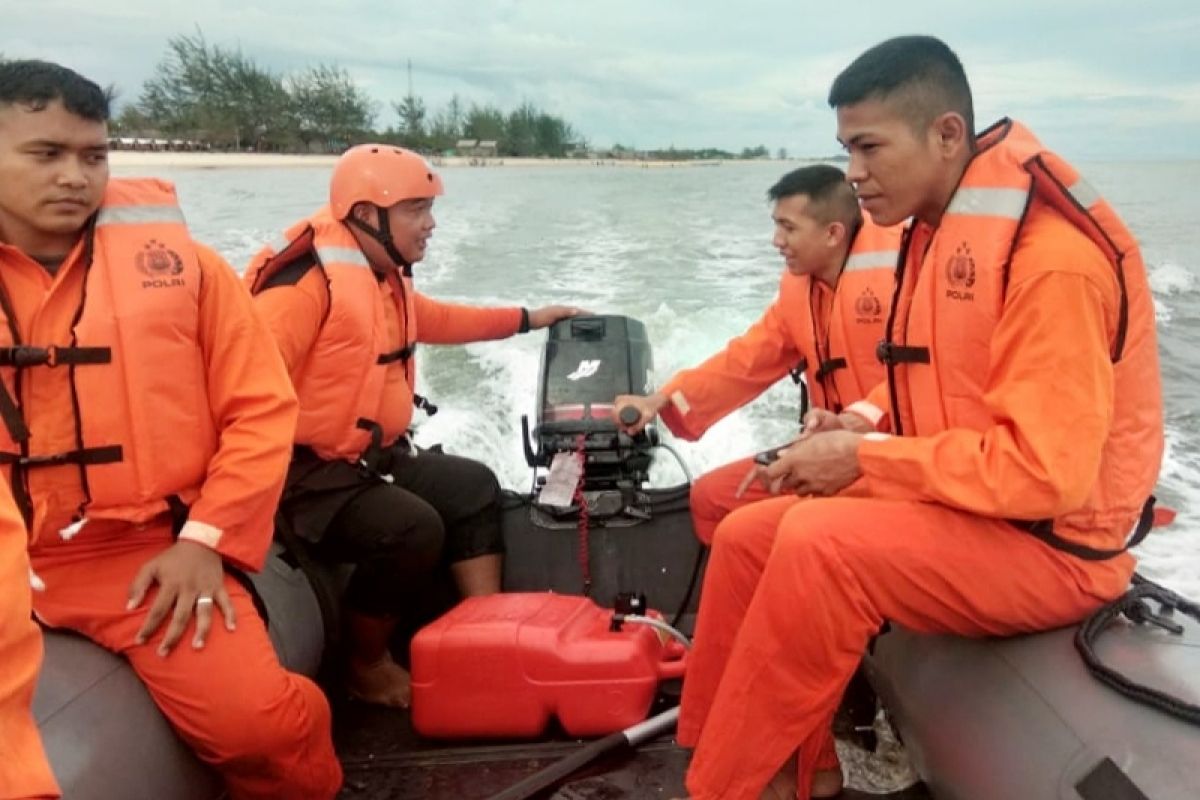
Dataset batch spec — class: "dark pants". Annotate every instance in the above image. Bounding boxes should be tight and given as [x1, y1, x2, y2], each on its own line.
[280, 444, 504, 617]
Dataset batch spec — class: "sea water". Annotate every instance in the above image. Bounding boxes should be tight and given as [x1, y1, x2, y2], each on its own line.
[123, 159, 1200, 599]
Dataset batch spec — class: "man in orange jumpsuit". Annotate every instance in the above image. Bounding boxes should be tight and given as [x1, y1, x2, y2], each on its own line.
[616, 165, 900, 545]
[675, 36, 1163, 800]
[0, 479, 57, 800]
[0, 60, 341, 799]
[247, 145, 583, 708]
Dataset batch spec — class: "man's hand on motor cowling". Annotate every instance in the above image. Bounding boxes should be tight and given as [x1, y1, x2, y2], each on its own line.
[528, 305, 590, 329]
[127, 539, 235, 656]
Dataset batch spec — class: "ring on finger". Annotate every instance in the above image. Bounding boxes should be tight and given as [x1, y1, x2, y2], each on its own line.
[196, 595, 214, 608]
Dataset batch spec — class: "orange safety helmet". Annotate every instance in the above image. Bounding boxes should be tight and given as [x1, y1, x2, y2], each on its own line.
[329, 144, 444, 220]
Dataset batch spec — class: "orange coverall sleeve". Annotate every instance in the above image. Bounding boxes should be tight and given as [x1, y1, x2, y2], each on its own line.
[177, 244, 300, 572]
[857, 219, 1118, 520]
[658, 295, 800, 441]
[0, 483, 59, 799]
[249, 267, 327, 381]
[411, 291, 522, 344]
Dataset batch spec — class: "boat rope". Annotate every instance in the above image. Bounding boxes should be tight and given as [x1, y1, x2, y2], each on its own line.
[1075, 572, 1200, 726]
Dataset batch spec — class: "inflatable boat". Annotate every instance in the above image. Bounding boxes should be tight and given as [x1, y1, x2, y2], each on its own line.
[32, 315, 1200, 799]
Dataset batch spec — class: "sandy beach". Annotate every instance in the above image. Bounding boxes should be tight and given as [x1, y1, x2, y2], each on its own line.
[109, 151, 339, 169]
[108, 150, 760, 170]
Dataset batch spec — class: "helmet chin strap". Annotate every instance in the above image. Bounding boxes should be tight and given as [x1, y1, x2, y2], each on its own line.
[347, 207, 414, 276]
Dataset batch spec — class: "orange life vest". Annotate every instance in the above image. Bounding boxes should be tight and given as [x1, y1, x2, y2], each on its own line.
[779, 219, 900, 414]
[0, 178, 217, 527]
[660, 219, 899, 441]
[877, 119, 1162, 557]
[245, 208, 416, 462]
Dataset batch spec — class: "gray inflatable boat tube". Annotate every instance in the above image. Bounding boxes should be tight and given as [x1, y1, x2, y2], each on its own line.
[866, 615, 1200, 799]
[32, 545, 324, 800]
[34, 537, 1200, 800]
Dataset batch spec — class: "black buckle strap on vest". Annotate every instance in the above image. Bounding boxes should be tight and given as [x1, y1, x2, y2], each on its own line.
[376, 345, 414, 365]
[1, 442, 122, 530]
[413, 393, 439, 417]
[787, 356, 808, 385]
[880, 225, 915, 436]
[788, 358, 810, 424]
[0, 444, 123, 469]
[875, 340, 930, 365]
[0, 383, 30, 444]
[165, 494, 190, 537]
[1010, 495, 1156, 561]
[354, 417, 389, 476]
[0, 345, 111, 368]
[815, 357, 848, 380]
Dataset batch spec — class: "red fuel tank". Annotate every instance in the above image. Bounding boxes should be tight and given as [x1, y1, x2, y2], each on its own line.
[410, 592, 685, 738]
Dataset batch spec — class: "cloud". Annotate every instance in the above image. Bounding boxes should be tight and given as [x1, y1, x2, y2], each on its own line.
[5, 1, 1198, 158]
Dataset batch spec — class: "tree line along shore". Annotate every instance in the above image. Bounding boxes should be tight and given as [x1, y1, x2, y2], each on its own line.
[40, 33, 791, 162]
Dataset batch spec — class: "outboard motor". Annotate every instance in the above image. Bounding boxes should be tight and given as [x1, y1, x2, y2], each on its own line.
[521, 315, 656, 494]
[507, 314, 700, 617]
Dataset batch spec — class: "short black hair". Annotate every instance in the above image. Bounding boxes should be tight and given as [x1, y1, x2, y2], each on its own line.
[768, 164, 861, 233]
[828, 35, 973, 141]
[0, 59, 111, 122]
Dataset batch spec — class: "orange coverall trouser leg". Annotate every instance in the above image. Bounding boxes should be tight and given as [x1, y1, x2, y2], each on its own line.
[680, 495, 1132, 800]
[678, 495, 839, 779]
[689, 456, 776, 546]
[30, 522, 342, 800]
[0, 517, 59, 800]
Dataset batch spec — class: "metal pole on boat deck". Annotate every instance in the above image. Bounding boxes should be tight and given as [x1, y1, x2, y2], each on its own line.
[485, 706, 681, 800]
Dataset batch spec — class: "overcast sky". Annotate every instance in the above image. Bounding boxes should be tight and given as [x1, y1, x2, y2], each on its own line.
[7, 1, 1198, 160]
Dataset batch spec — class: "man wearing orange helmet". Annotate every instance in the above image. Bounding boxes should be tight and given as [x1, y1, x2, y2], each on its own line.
[246, 144, 583, 707]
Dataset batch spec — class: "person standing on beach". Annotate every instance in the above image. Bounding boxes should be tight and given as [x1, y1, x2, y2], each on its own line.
[0, 59, 341, 799]
[615, 164, 901, 546]
[246, 143, 584, 708]
[673, 35, 1163, 800]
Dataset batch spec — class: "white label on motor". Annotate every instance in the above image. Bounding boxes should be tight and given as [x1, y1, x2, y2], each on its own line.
[539, 451, 584, 508]
[567, 359, 602, 381]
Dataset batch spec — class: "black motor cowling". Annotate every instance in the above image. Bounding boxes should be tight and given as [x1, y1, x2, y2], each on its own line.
[522, 315, 656, 491]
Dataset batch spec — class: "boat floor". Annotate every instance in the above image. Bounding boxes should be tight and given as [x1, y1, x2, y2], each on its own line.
[331, 694, 933, 799]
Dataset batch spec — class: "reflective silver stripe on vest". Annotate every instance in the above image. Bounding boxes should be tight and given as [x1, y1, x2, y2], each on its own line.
[1067, 177, 1102, 211]
[945, 187, 1028, 220]
[845, 249, 900, 272]
[315, 246, 371, 268]
[95, 205, 186, 226]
